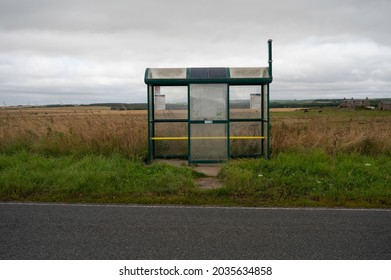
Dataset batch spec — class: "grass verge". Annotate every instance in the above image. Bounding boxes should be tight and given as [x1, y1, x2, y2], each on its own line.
[218, 150, 391, 208]
[0, 151, 196, 203]
[0, 150, 390, 208]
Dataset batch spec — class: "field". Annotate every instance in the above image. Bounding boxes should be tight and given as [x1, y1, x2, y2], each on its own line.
[271, 108, 391, 156]
[1, 106, 391, 157]
[0, 106, 147, 158]
[1, 106, 391, 207]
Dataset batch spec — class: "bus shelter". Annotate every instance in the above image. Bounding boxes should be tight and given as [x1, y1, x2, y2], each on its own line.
[145, 40, 273, 165]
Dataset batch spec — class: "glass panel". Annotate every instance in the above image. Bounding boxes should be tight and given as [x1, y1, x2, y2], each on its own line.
[229, 86, 262, 119]
[154, 86, 188, 119]
[148, 68, 186, 79]
[190, 84, 227, 120]
[230, 122, 261, 137]
[155, 122, 187, 157]
[230, 122, 262, 156]
[190, 123, 227, 161]
[230, 139, 262, 156]
[229, 67, 269, 78]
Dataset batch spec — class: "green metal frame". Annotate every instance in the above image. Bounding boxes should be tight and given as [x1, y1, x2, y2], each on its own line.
[187, 85, 191, 165]
[187, 83, 229, 165]
[144, 71, 272, 86]
[227, 84, 230, 161]
[147, 85, 151, 162]
[151, 86, 156, 160]
[267, 84, 271, 159]
[146, 40, 273, 164]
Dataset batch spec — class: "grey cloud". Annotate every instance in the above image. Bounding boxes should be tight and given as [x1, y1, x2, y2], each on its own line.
[0, 0, 391, 105]
[2, 1, 389, 41]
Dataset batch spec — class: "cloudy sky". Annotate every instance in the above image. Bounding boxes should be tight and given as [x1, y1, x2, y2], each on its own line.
[1, 0, 390, 105]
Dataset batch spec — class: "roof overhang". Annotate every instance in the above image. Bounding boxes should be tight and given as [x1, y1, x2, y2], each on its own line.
[144, 67, 273, 86]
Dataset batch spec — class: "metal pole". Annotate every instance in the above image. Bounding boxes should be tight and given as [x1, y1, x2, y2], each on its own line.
[267, 40, 273, 159]
[268, 39, 273, 79]
[151, 86, 156, 160]
[187, 84, 191, 165]
[227, 84, 230, 160]
[147, 85, 151, 162]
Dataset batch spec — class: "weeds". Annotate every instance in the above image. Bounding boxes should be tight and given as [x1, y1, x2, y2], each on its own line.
[1, 107, 390, 207]
[219, 150, 391, 207]
[0, 151, 196, 202]
[0, 149, 390, 207]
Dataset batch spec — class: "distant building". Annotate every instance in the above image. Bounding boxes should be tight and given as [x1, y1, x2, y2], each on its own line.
[378, 100, 391, 111]
[339, 97, 370, 109]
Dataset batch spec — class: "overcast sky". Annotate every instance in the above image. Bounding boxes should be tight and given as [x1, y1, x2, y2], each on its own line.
[1, 0, 390, 105]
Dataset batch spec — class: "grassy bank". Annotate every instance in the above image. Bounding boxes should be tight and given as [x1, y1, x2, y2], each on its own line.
[219, 151, 391, 208]
[0, 151, 198, 203]
[1, 150, 390, 208]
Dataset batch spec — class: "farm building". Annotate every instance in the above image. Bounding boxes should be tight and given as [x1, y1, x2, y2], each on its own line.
[378, 101, 391, 110]
[339, 97, 370, 109]
[145, 40, 273, 165]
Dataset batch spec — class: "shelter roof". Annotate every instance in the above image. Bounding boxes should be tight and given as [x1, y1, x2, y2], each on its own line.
[144, 67, 272, 86]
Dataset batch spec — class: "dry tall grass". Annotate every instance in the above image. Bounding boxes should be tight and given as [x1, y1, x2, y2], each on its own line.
[0, 107, 147, 158]
[1, 107, 390, 158]
[270, 109, 391, 156]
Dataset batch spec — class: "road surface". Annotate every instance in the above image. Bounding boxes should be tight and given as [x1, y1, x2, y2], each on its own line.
[0, 202, 390, 259]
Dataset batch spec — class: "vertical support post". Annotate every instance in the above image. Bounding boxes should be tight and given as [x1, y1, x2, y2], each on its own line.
[147, 85, 151, 162]
[261, 85, 265, 158]
[267, 39, 272, 159]
[187, 84, 191, 165]
[151, 86, 156, 160]
[227, 84, 230, 160]
[261, 84, 270, 159]
[268, 39, 273, 78]
[267, 84, 271, 159]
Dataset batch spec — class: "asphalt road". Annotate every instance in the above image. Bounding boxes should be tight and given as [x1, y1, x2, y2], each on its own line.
[0, 202, 390, 259]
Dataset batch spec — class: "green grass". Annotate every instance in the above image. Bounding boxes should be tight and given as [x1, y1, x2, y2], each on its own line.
[0, 151, 196, 203]
[218, 150, 391, 207]
[0, 150, 390, 208]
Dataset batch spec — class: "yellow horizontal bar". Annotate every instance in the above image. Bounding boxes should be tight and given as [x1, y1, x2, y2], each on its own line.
[230, 136, 265, 140]
[151, 136, 265, 141]
[151, 137, 188, 140]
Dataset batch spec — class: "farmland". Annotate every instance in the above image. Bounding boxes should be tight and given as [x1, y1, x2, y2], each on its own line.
[1, 106, 391, 157]
[1, 106, 390, 207]
[0, 106, 147, 158]
[271, 108, 391, 156]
